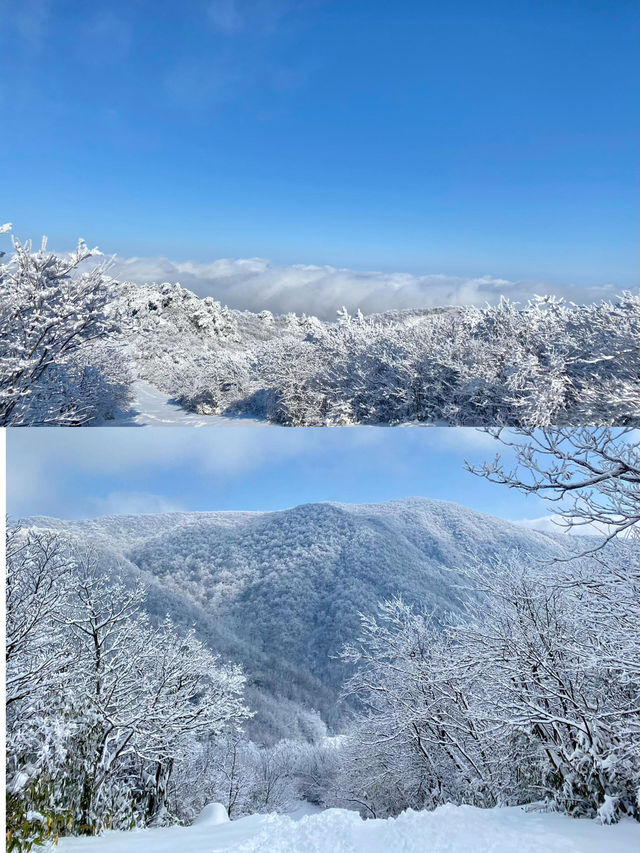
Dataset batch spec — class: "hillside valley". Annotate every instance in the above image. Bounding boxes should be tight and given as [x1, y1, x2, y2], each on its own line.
[25, 498, 617, 741]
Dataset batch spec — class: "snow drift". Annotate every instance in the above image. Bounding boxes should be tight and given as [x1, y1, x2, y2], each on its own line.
[51, 803, 640, 853]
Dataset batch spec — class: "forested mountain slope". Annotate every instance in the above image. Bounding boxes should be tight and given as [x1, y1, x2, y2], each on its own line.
[25, 498, 612, 739]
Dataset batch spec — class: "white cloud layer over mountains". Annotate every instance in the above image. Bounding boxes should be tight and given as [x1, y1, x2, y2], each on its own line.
[110, 256, 618, 320]
[515, 515, 622, 538]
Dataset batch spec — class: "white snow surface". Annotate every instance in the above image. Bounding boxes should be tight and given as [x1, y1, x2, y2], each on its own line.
[50, 804, 639, 853]
[107, 380, 268, 427]
[191, 802, 230, 826]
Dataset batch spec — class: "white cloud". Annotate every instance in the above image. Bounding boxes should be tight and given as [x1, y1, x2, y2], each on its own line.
[421, 426, 502, 452]
[5, 427, 392, 519]
[163, 56, 246, 108]
[7, 427, 303, 481]
[6, 427, 549, 524]
[515, 515, 611, 537]
[110, 255, 618, 320]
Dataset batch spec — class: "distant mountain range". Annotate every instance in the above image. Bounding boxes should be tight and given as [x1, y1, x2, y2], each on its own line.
[25, 498, 609, 742]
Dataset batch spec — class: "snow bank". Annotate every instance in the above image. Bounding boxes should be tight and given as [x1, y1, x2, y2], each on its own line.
[51, 804, 639, 853]
[191, 802, 229, 826]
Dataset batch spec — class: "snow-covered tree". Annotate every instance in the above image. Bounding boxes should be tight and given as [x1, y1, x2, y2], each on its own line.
[5, 531, 250, 846]
[338, 427, 639, 822]
[340, 598, 515, 817]
[3, 223, 638, 425]
[0, 234, 131, 424]
[340, 548, 640, 822]
[5, 527, 78, 851]
[459, 554, 640, 821]
[467, 427, 639, 545]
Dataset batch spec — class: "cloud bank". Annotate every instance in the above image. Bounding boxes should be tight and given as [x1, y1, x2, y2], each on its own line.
[6, 427, 386, 519]
[7, 427, 511, 521]
[516, 515, 612, 537]
[110, 256, 618, 320]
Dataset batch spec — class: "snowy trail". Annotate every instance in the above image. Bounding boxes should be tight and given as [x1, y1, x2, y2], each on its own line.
[51, 804, 639, 853]
[105, 381, 269, 427]
[104, 379, 437, 428]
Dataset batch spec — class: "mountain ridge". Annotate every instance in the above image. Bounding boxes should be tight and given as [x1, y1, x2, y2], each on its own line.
[21, 497, 606, 742]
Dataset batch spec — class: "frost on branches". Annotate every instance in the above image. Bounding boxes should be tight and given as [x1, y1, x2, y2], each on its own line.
[6, 428, 639, 847]
[1, 227, 638, 426]
[122, 291, 639, 427]
[5, 528, 249, 850]
[0, 232, 131, 425]
[339, 427, 639, 824]
[467, 426, 640, 546]
[340, 549, 639, 824]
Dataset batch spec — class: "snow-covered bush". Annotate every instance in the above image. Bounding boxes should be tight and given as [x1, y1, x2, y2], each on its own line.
[171, 734, 334, 822]
[154, 294, 637, 426]
[169, 349, 250, 415]
[2, 224, 637, 425]
[0, 233, 132, 425]
[9, 343, 133, 425]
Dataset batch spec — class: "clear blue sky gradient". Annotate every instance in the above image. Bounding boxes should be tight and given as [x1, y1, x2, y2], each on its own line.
[1, 1, 637, 288]
[7, 426, 549, 522]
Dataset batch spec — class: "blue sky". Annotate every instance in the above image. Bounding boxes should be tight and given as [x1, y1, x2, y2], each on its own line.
[7, 426, 552, 524]
[1, 0, 637, 294]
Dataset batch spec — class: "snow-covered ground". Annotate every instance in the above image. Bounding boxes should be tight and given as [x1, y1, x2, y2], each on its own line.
[102, 379, 439, 427]
[51, 803, 639, 853]
[106, 380, 268, 427]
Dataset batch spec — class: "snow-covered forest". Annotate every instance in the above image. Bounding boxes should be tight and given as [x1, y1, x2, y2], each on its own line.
[1, 231, 638, 427]
[6, 428, 639, 851]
